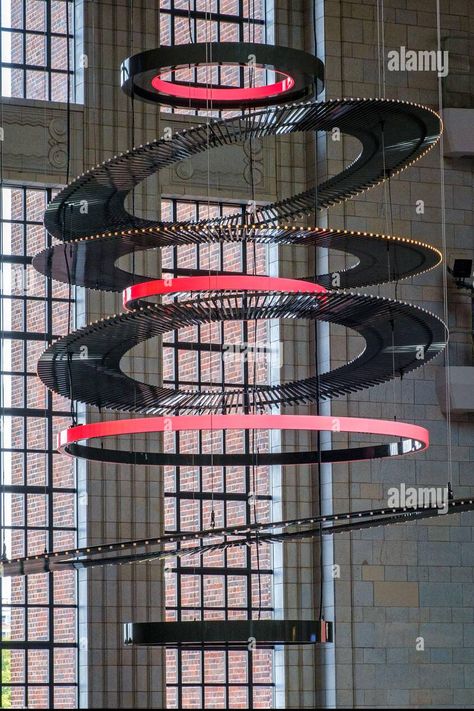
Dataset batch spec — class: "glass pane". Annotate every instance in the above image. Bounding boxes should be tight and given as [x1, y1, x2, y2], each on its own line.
[28, 686, 50, 708]
[51, 35, 68, 70]
[25, 1, 46, 32]
[8, 529, 26, 560]
[52, 452, 75, 488]
[26, 418, 47, 450]
[10, 648, 25, 683]
[2, 1, 24, 29]
[53, 647, 76, 683]
[10, 687, 26, 708]
[28, 574, 49, 605]
[3, 374, 24, 407]
[51, 70, 68, 102]
[27, 375, 47, 409]
[51, 1, 68, 33]
[26, 340, 44, 372]
[51, 300, 70, 335]
[9, 606, 26, 640]
[53, 570, 75, 606]
[26, 69, 47, 100]
[1, 30, 23, 63]
[53, 492, 75, 528]
[5, 66, 23, 96]
[8, 451, 25, 486]
[54, 685, 76, 708]
[25, 33, 46, 67]
[26, 453, 48, 487]
[1, 186, 77, 701]
[25, 190, 46, 222]
[53, 607, 76, 642]
[9, 576, 26, 606]
[26, 223, 46, 254]
[28, 606, 49, 641]
[27, 529, 49, 556]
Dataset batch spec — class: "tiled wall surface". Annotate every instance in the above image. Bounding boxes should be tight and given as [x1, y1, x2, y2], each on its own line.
[321, 0, 474, 707]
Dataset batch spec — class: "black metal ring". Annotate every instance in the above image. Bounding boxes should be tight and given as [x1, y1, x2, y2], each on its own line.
[123, 620, 333, 648]
[4, 498, 474, 578]
[33, 225, 441, 292]
[37, 290, 446, 414]
[120, 42, 324, 109]
[60, 438, 423, 467]
[42, 99, 441, 244]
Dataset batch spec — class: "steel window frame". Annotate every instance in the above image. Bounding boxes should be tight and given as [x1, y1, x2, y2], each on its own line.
[0, 0, 74, 101]
[0, 185, 78, 709]
[162, 197, 274, 709]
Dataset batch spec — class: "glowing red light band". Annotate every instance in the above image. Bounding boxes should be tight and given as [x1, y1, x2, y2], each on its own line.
[151, 73, 295, 103]
[123, 275, 327, 309]
[58, 414, 429, 460]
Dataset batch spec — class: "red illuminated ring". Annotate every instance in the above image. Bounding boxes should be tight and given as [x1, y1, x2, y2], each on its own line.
[121, 43, 324, 109]
[58, 414, 429, 466]
[152, 72, 295, 103]
[123, 275, 326, 310]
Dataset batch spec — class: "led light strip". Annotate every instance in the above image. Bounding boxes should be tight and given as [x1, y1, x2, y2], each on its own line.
[56, 414, 428, 466]
[121, 42, 324, 109]
[41, 98, 442, 243]
[123, 275, 327, 309]
[34, 224, 442, 293]
[4, 498, 474, 578]
[151, 72, 295, 103]
[37, 287, 446, 414]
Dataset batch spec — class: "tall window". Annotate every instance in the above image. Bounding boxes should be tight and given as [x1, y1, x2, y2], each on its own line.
[158, 3, 272, 707]
[160, 1, 267, 115]
[0, 0, 74, 101]
[162, 198, 274, 709]
[160, 1, 266, 45]
[0, 186, 77, 709]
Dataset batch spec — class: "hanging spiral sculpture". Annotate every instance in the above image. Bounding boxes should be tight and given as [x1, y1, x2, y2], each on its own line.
[3, 45, 465, 633]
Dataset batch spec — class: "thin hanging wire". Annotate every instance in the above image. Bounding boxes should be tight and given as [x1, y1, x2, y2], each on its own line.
[376, 0, 382, 97]
[435, 0, 453, 488]
[0, 75, 5, 560]
[246, 0, 263, 621]
[66, 2, 71, 186]
[374, 0, 394, 507]
[376, 0, 386, 99]
[64, 1, 75, 432]
[312, 0, 325, 623]
[203, 0, 217, 532]
[184, 7, 201, 602]
[128, 0, 139, 634]
[187, 0, 194, 45]
[380, 124, 399, 424]
[58, 5, 76, 601]
[129, 0, 136, 275]
[90, 0, 97, 168]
